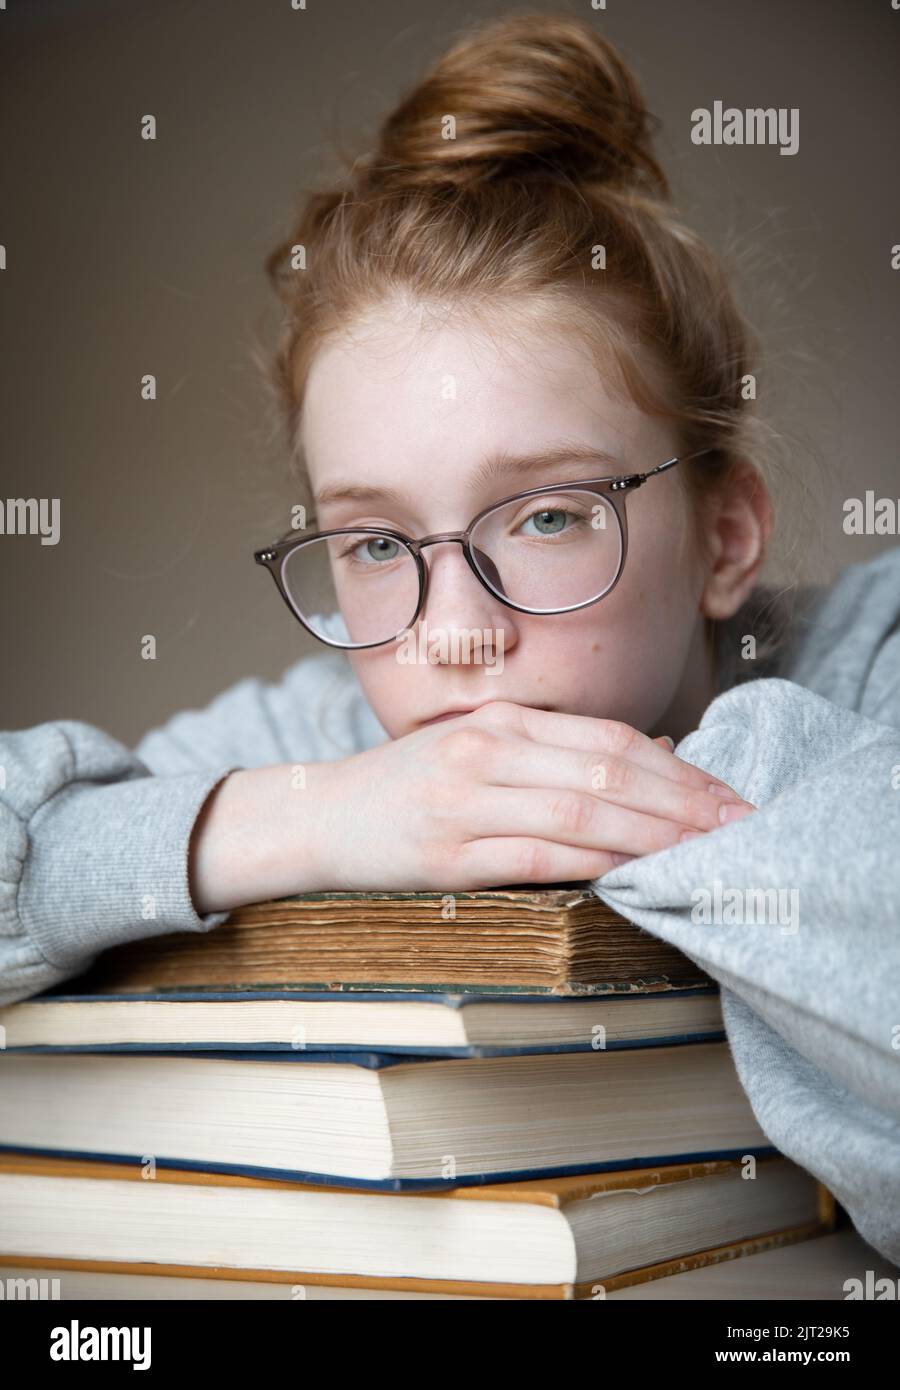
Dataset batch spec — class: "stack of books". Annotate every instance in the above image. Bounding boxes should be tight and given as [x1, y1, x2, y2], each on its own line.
[0, 888, 835, 1299]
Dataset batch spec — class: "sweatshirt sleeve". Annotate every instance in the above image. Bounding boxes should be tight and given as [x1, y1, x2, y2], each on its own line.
[0, 649, 385, 1007]
[593, 672, 900, 1266]
[0, 721, 239, 1007]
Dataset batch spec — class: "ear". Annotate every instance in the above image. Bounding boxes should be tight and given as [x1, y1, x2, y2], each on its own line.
[699, 461, 773, 621]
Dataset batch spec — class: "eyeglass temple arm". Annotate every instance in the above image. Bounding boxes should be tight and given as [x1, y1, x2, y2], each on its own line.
[609, 450, 709, 493]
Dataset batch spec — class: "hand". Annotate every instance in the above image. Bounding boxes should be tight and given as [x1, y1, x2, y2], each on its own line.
[304, 699, 755, 892]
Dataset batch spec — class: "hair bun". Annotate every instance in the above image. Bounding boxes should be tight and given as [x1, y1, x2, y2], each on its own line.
[362, 12, 669, 198]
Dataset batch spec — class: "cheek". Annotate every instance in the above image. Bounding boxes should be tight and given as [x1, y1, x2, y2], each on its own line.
[519, 529, 700, 724]
[348, 648, 414, 736]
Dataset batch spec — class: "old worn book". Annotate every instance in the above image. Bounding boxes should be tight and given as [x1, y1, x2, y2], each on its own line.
[59, 887, 706, 995]
[0, 1152, 834, 1299]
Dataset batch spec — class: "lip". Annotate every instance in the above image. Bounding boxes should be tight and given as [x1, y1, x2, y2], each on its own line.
[420, 709, 474, 725]
[420, 703, 556, 725]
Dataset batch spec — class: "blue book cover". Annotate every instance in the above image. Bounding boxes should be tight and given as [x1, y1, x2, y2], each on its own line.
[0, 1140, 777, 1193]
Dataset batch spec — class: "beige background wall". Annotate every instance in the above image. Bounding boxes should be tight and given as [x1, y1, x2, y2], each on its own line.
[2, 0, 898, 742]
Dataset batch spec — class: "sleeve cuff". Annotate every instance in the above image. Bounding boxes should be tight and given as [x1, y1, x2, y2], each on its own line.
[18, 766, 240, 972]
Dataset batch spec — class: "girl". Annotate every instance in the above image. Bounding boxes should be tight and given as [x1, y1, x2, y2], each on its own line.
[1, 13, 898, 1264]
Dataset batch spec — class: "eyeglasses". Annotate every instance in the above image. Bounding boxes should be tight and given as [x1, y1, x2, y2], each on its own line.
[253, 449, 713, 649]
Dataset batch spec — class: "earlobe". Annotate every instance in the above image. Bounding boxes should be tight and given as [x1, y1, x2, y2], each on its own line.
[699, 461, 773, 621]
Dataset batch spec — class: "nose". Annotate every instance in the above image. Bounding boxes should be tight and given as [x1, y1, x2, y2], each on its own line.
[416, 538, 517, 653]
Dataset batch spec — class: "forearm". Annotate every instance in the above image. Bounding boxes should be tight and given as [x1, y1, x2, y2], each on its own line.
[188, 760, 338, 913]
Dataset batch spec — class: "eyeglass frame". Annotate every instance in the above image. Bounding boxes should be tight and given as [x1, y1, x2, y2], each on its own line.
[253, 448, 715, 650]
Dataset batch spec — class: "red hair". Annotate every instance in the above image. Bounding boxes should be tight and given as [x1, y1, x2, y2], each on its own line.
[262, 10, 786, 624]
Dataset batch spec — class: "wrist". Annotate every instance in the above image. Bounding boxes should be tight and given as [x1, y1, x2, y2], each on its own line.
[189, 760, 334, 913]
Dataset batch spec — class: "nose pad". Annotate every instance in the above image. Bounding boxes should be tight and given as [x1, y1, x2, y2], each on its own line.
[472, 545, 507, 599]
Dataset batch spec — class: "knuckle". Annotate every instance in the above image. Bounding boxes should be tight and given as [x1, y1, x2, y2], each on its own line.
[439, 726, 496, 766]
[550, 791, 596, 838]
[513, 839, 552, 882]
[600, 719, 638, 757]
[470, 699, 517, 730]
[588, 753, 629, 797]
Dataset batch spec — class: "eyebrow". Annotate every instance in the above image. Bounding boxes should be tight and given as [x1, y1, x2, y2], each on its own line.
[312, 441, 623, 511]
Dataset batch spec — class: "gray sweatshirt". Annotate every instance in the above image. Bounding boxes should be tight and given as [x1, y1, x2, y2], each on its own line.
[1, 548, 899, 1265]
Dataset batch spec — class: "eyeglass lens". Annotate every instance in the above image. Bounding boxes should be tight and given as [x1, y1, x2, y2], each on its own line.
[281, 489, 623, 645]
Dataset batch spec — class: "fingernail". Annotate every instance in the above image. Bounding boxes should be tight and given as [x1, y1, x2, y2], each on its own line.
[611, 852, 635, 866]
[719, 802, 756, 825]
[708, 783, 742, 801]
[680, 830, 704, 843]
[661, 735, 675, 751]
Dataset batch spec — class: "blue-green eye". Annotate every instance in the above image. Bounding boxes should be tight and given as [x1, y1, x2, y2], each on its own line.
[518, 507, 582, 537]
[339, 536, 402, 564]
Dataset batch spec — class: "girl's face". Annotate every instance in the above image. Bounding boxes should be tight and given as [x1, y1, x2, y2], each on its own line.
[299, 303, 714, 741]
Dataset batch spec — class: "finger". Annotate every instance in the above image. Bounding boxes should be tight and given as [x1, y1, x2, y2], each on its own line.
[455, 836, 620, 888]
[464, 784, 713, 858]
[475, 702, 745, 800]
[482, 736, 753, 833]
[651, 735, 750, 804]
